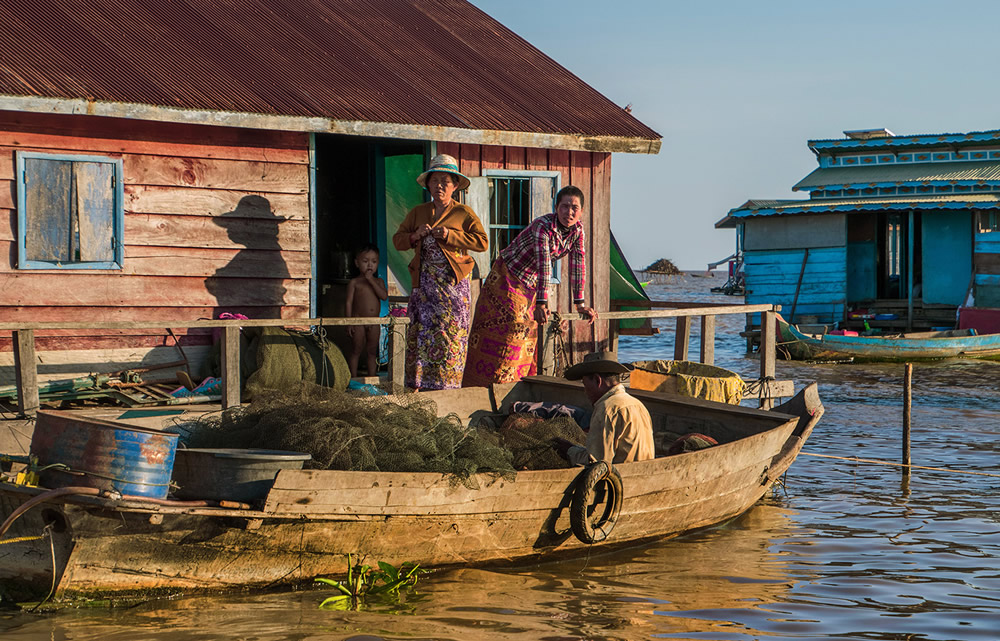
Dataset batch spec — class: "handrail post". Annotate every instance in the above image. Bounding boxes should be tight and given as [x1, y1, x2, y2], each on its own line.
[388, 318, 406, 387]
[760, 309, 777, 409]
[13, 329, 39, 417]
[700, 315, 715, 365]
[537, 321, 555, 376]
[221, 325, 241, 409]
[673, 316, 690, 361]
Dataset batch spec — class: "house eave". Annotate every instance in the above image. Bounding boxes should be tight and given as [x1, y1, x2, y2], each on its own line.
[0, 95, 662, 155]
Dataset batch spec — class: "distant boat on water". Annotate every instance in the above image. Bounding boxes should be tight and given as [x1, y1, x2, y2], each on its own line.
[775, 313, 1000, 362]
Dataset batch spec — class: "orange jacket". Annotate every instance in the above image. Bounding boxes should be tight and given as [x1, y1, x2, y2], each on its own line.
[392, 201, 488, 287]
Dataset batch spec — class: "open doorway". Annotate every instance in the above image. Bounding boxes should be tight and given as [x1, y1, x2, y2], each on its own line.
[314, 134, 426, 373]
[876, 211, 921, 300]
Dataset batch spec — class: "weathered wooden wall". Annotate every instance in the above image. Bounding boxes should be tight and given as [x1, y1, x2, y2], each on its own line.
[974, 230, 1000, 307]
[0, 111, 310, 383]
[437, 142, 612, 364]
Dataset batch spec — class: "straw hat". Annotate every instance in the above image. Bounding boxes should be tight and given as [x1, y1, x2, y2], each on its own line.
[416, 154, 471, 191]
[564, 351, 632, 380]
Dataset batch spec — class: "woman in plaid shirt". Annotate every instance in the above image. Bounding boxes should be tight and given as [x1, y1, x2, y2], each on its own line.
[462, 185, 597, 387]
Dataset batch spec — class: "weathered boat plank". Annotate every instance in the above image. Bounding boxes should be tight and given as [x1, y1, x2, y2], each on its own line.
[0, 378, 822, 601]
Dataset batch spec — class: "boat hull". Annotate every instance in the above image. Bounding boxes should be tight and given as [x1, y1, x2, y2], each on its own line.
[776, 315, 1000, 362]
[0, 379, 821, 602]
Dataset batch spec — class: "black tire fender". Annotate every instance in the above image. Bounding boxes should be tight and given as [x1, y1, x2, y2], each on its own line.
[569, 461, 623, 544]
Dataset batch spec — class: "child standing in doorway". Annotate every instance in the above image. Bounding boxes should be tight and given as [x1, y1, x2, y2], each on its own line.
[346, 243, 388, 378]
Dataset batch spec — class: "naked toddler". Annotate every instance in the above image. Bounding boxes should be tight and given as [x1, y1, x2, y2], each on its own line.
[345, 243, 388, 377]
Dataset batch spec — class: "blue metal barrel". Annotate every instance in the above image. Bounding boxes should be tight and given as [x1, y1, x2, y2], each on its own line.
[30, 410, 178, 499]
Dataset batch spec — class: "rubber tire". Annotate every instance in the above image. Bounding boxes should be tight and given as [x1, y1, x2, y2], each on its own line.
[569, 461, 624, 544]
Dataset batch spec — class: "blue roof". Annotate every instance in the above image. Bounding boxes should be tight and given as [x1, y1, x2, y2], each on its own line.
[809, 129, 1000, 153]
[716, 194, 1000, 228]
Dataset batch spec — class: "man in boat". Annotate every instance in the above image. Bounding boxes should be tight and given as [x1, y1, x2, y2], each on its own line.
[553, 351, 655, 466]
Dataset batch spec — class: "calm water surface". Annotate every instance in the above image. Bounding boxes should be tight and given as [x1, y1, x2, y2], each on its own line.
[4, 273, 1000, 640]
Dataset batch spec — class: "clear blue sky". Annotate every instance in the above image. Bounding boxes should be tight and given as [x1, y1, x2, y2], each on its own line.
[470, 0, 1000, 270]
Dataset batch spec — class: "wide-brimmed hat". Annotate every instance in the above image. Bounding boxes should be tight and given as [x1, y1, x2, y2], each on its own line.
[417, 154, 471, 191]
[564, 351, 632, 380]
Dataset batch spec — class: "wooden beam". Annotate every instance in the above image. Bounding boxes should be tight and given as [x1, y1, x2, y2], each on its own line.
[700, 315, 716, 365]
[0, 95, 663, 155]
[674, 316, 690, 361]
[388, 319, 406, 387]
[12, 329, 38, 416]
[0, 316, 410, 331]
[221, 325, 241, 409]
[759, 310, 777, 409]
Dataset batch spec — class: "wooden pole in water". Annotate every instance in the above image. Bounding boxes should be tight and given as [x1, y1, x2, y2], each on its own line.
[903, 362, 912, 471]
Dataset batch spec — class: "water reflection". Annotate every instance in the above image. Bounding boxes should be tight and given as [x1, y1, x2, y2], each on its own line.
[5, 275, 1000, 640]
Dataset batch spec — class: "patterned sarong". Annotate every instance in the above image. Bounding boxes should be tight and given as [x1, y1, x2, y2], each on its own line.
[462, 257, 538, 387]
[405, 236, 471, 390]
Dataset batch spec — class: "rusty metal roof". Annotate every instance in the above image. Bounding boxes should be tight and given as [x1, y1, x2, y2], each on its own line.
[0, 0, 660, 152]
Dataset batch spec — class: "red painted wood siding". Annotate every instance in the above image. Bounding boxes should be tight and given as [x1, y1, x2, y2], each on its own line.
[439, 142, 613, 363]
[0, 111, 310, 353]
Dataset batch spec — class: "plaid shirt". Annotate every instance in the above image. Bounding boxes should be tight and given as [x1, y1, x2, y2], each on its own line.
[500, 214, 586, 303]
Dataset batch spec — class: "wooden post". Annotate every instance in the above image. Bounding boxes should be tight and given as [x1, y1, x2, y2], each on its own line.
[608, 318, 620, 353]
[537, 320, 555, 376]
[13, 329, 39, 417]
[388, 319, 406, 387]
[759, 310, 776, 409]
[673, 316, 690, 361]
[903, 362, 912, 472]
[221, 325, 241, 409]
[700, 315, 715, 365]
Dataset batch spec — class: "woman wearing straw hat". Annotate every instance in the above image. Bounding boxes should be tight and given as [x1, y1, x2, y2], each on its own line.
[392, 154, 487, 390]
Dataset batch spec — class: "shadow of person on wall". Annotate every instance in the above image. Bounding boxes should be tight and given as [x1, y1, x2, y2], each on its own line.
[205, 195, 290, 318]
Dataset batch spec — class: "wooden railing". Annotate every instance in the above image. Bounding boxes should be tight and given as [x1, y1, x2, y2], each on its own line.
[3, 303, 781, 416]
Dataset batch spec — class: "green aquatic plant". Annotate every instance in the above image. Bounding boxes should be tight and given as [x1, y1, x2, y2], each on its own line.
[315, 555, 427, 610]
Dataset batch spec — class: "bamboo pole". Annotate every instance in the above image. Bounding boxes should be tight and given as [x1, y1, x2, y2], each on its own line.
[903, 362, 912, 471]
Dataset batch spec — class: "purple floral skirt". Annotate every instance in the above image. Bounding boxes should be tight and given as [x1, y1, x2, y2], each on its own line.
[405, 237, 471, 390]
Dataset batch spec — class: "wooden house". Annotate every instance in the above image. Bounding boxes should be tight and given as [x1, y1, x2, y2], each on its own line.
[717, 127, 1000, 332]
[0, 0, 660, 386]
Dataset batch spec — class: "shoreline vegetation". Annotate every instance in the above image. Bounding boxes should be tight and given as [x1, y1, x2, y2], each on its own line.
[643, 258, 681, 275]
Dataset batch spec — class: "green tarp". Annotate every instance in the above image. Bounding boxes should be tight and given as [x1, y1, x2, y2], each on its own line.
[610, 231, 650, 330]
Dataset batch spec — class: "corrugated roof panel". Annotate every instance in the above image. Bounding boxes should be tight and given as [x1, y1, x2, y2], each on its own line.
[808, 129, 1000, 153]
[0, 0, 660, 145]
[716, 194, 1000, 228]
[794, 161, 1000, 190]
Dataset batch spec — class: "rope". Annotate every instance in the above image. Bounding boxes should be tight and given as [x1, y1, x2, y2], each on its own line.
[743, 376, 775, 405]
[801, 451, 1000, 479]
[545, 312, 573, 376]
[0, 533, 46, 545]
[28, 524, 56, 612]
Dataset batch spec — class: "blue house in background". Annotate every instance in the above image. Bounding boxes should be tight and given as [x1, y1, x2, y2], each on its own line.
[717, 127, 1000, 333]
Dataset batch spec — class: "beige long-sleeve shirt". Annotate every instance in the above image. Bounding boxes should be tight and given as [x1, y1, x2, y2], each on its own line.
[567, 385, 655, 466]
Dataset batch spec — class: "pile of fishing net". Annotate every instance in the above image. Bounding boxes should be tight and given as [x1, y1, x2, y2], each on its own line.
[183, 383, 584, 487]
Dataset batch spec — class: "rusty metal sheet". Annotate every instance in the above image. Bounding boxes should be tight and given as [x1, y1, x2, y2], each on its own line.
[0, 0, 660, 146]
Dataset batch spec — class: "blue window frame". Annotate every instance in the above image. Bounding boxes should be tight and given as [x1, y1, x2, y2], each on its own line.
[483, 169, 561, 281]
[16, 151, 124, 269]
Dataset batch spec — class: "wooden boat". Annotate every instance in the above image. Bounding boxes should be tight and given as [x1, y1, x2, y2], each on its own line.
[775, 313, 1000, 362]
[0, 376, 822, 603]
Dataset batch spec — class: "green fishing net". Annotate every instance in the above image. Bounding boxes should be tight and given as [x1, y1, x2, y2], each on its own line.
[183, 383, 584, 488]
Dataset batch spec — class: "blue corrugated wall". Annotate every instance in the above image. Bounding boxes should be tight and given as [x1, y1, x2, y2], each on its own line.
[745, 247, 847, 323]
[922, 211, 971, 305]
